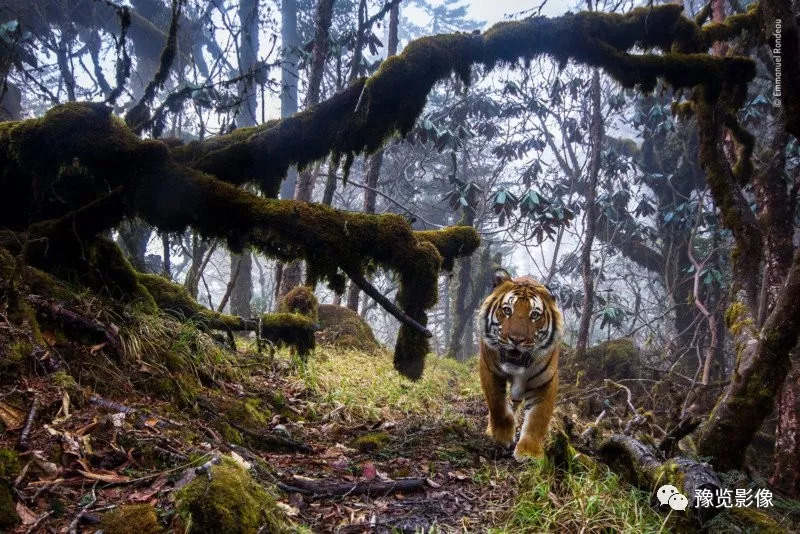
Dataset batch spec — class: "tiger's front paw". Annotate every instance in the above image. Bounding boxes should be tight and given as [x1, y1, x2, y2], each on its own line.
[487, 415, 515, 448]
[513, 436, 544, 462]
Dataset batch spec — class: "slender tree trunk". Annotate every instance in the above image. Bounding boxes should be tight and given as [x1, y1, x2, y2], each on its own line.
[575, 69, 603, 359]
[117, 219, 151, 272]
[229, 0, 259, 318]
[229, 252, 253, 317]
[345, 3, 399, 312]
[279, 0, 299, 201]
[282, 0, 336, 298]
[162, 234, 171, 279]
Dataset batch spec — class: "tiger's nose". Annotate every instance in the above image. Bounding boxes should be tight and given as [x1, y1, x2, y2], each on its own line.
[508, 334, 526, 345]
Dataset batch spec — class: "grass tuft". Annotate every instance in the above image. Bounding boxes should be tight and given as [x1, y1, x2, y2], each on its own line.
[496, 454, 666, 534]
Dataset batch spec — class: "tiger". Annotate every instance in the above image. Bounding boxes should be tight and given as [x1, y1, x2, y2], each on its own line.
[477, 268, 562, 461]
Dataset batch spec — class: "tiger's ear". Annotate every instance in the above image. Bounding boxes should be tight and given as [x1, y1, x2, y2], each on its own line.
[493, 268, 512, 288]
[544, 284, 556, 301]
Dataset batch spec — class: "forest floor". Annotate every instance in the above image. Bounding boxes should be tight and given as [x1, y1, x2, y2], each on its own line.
[2, 332, 799, 533]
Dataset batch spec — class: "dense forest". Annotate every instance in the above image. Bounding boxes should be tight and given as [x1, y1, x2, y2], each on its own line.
[0, 0, 798, 532]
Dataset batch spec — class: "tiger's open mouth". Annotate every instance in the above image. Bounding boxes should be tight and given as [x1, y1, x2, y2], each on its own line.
[501, 348, 532, 367]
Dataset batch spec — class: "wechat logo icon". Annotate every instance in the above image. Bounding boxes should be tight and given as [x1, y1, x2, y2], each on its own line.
[657, 485, 689, 511]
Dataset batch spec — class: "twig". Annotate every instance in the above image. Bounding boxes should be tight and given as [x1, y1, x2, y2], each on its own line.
[604, 379, 636, 416]
[88, 395, 136, 414]
[17, 395, 39, 451]
[657, 416, 701, 457]
[283, 475, 425, 498]
[25, 510, 53, 533]
[67, 482, 97, 534]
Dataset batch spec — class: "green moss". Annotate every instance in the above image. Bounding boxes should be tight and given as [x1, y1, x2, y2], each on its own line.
[415, 227, 480, 271]
[0, 449, 20, 480]
[0, 481, 19, 530]
[137, 273, 239, 330]
[277, 286, 319, 322]
[704, 506, 788, 533]
[99, 504, 163, 534]
[226, 398, 270, 429]
[259, 313, 315, 357]
[565, 338, 639, 380]
[218, 423, 244, 445]
[175, 457, 288, 534]
[316, 304, 379, 352]
[352, 432, 390, 452]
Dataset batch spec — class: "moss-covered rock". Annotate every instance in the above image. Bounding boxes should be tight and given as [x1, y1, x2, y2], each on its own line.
[175, 458, 288, 534]
[316, 304, 379, 352]
[277, 285, 319, 322]
[99, 504, 163, 534]
[352, 431, 390, 452]
[562, 338, 640, 381]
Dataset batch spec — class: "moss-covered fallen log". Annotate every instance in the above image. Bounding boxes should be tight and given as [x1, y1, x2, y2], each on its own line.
[598, 434, 722, 524]
[138, 273, 315, 356]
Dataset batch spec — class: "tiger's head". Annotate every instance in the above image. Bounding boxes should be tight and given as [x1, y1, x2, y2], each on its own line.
[478, 268, 563, 363]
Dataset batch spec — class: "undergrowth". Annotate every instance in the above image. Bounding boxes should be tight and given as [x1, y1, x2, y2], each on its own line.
[292, 347, 481, 421]
[496, 454, 666, 534]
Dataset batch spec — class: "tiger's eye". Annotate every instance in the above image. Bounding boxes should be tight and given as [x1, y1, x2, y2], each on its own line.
[502, 306, 512, 316]
[530, 310, 542, 320]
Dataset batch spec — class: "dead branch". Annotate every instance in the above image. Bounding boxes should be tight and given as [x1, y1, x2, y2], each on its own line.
[27, 295, 123, 357]
[67, 482, 97, 534]
[343, 267, 432, 338]
[17, 394, 39, 450]
[88, 395, 136, 414]
[282, 475, 425, 498]
[658, 416, 702, 457]
[228, 421, 312, 454]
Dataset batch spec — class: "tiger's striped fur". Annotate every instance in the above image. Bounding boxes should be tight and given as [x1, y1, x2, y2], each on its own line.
[477, 268, 562, 461]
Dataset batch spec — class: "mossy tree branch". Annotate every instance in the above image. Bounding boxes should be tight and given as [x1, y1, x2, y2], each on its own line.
[0, 104, 479, 378]
[168, 4, 758, 198]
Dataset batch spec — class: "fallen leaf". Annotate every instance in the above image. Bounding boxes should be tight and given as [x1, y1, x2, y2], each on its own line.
[426, 478, 441, 488]
[30, 451, 61, 480]
[276, 502, 299, 517]
[15, 502, 37, 525]
[0, 400, 25, 429]
[361, 461, 377, 481]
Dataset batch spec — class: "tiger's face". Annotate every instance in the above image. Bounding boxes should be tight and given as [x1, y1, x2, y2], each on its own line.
[478, 268, 562, 363]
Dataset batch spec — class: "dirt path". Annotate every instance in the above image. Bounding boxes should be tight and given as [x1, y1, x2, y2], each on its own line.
[267, 394, 516, 532]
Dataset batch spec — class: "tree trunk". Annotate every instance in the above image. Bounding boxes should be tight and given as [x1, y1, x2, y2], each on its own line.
[771, 348, 800, 497]
[575, 69, 603, 359]
[346, 281, 360, 312]
[229, 252, 253, 318]
[117, 219, 151, 272]
[278, 0, 299, 201]
[280, 0, 335, 298]
[228, 0, 259, 318]
[345, 3, 399, 310]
